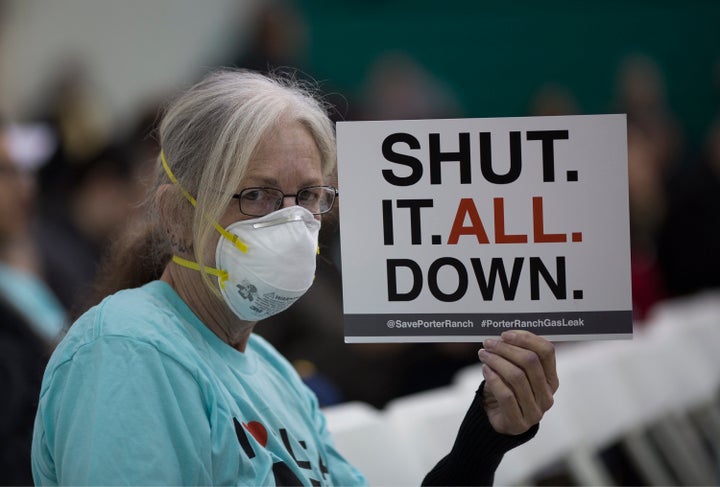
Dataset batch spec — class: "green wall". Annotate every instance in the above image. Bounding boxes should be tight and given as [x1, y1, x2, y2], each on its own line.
[300, 1, 720, 148]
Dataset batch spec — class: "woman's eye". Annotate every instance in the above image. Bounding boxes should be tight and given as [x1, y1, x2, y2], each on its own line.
[242, 189, 264, 201]
[298, 190, 318, 203]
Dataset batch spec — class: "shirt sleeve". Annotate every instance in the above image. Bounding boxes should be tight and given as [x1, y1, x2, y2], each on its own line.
[422, 382, 539, 486]
[33, 336, 213, 486]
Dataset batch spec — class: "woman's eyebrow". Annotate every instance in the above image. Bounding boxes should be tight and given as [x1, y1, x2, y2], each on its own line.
[245, 176, 279, 187]
[242, 175, 324, 188]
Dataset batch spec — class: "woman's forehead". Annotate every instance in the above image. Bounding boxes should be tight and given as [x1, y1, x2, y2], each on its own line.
[241, 122, 323, 184]
[240, 160, 324, 189]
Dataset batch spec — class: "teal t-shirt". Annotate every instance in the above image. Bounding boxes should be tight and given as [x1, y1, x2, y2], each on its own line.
[31, 280, 366, 486]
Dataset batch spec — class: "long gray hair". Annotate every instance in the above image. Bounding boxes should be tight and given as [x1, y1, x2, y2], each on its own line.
[80, 69, 336, 314]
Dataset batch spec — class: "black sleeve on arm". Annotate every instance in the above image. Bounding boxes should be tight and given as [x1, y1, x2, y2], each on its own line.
[422, 382, 539, 486]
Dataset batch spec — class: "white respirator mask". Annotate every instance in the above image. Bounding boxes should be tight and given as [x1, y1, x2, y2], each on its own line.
[214, 206, 320, 321]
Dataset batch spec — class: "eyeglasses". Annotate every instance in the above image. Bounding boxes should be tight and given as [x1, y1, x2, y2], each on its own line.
[232, 186, 338, 217]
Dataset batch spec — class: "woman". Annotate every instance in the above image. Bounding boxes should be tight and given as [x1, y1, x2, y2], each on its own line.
[32, 69, 558, 485]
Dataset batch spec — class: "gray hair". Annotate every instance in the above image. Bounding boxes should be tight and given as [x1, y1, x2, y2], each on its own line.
[156, 68, 336, 291]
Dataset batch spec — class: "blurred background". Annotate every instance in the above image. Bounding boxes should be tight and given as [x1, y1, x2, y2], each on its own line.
[0, 0, 719, 485]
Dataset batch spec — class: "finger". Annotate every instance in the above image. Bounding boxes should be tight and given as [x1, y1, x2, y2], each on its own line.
[482, 364, 535, 435]
[482, 337, 555, 412]
[481, 364, 522, 430]
[500, 330, 559, 392]
[479, 348, 544, 422]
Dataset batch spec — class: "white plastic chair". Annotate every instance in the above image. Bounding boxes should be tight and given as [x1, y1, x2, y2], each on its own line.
[640, 295, 720, 484]
[458, 339, 675, 486]
[610, 326, 718, 485]
[383, 386, 474, 477]
[322, 401, 426, 486]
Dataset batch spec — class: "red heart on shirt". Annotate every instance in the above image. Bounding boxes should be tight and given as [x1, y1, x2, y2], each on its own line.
[244, 421, 269, 447]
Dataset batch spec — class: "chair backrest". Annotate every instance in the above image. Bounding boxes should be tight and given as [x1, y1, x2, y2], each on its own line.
[322, 401, 426, 486]
[384, 386, 473, 474]
[646, 291, 720, 394]
[491, 339, 642, 485]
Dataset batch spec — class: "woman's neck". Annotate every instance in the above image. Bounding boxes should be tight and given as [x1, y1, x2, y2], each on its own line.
[160, 263, 255, 352]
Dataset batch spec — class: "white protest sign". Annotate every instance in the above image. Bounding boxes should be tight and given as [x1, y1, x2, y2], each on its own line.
[336, 114, 632, 343]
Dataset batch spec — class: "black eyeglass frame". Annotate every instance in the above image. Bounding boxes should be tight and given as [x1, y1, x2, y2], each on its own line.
[231, 185, 339, 217]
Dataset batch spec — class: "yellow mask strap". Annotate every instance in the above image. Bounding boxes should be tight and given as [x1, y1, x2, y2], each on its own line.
[172, 255, 229, 290]
[160, 151, 248, 254]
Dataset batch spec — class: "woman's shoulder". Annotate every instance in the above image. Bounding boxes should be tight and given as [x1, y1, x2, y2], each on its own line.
[50, 281, 193, 369]
[80, 280, 181, 335]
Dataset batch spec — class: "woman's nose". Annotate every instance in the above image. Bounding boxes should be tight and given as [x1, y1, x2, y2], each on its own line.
[280, 194, 297, 209]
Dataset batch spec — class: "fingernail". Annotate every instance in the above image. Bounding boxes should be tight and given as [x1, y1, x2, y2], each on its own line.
[502, 331, 517, 341]
[478, 349, 490, 362]
[484, 338, 498, 350]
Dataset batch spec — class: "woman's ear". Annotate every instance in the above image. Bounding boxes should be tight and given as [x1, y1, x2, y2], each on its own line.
[156, 183, 194, 256]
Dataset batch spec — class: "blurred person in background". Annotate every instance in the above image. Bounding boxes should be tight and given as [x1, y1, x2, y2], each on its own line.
[526, 82, 580, 118]
[656, 56, 720, 299]
[230, 0, 309, 75]
[35, 142, 140, 316]
[657, 118, 720, 298]
[0, 123, 67, 485]
[22, 59, 129, 314]
[32, 69, 558, 485]
[613, 53, 682, 321]
[626, 125, 669, 320]
[26, 61, 164, 316]
[354, 50, 462, 121]
[613, 52, 685, 172]
[225, 0, 348, 123]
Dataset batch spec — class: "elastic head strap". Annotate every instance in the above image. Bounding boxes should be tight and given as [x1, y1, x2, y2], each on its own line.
[172, 255, 229, 289]
[160, 150, 248, 254]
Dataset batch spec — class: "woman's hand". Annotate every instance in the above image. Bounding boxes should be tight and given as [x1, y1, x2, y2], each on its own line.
[478, 330, 559, 435]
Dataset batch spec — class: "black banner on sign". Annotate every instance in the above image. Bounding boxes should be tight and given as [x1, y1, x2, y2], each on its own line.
[343, 310, 633, 343]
